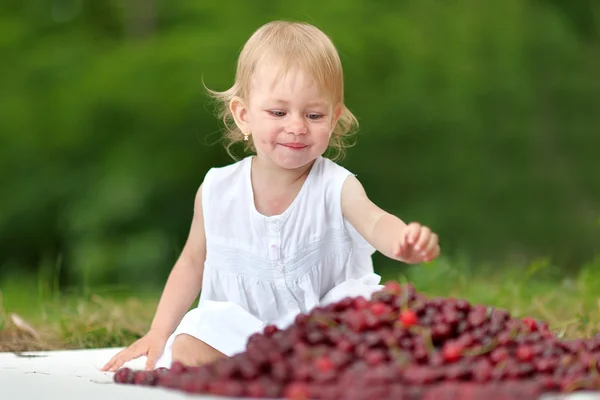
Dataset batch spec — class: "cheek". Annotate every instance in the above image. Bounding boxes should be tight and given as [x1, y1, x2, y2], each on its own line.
[255, 131, 278, 147]
[315, 124, 333, 140]
[251, 117, 277, 133]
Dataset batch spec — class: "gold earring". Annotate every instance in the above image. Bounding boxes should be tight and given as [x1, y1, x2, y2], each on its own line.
[243, 131, 249, 141]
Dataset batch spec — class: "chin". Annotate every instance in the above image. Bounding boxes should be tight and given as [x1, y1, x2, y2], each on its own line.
[272, 152, 319, 170]
[275, 158, 314, 170]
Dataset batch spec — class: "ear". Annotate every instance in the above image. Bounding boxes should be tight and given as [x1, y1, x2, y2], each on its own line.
[230, 96, 250, 133]
[330, 103, 343, 132]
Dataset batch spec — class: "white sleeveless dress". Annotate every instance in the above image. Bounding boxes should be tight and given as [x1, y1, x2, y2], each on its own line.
[155, 156, 383, 368]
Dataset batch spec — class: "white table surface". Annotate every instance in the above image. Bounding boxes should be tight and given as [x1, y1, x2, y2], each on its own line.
[1, 348, 599, 399]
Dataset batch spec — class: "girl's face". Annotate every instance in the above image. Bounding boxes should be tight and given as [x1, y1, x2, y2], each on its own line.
[232, 63, 341, 171]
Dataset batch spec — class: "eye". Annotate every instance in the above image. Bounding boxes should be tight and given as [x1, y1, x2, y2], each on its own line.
[307, 113, 323, 120]
[268, 110, 286, 117]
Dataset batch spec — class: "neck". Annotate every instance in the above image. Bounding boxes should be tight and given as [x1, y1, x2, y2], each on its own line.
[251, 156, 315, 188]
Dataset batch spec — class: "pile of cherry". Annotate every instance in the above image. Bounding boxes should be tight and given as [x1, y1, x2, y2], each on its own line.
[113, 282, 600, 399]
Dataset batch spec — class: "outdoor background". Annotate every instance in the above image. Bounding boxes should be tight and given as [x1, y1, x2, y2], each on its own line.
[0, 1, 599, 347]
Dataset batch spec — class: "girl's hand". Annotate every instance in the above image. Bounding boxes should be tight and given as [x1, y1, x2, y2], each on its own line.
[394, 222, 440, 264]
[101, 329, 169, 372]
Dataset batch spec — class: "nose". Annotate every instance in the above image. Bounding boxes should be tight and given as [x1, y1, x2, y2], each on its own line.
[285, 114, 307, 135]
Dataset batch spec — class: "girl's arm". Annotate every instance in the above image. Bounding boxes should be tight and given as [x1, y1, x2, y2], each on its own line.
[149, 184, 207, 337]
[341, 175, 440, 264]
[101, 184, 208, 372]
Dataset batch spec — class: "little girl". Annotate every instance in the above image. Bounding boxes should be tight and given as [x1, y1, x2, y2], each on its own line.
[102, 20, 440, 372]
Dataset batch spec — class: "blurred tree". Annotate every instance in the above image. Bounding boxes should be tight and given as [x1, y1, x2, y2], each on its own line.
[543, 0, 600, 39]
[0, 0, 598, 288]
[124, 0, 156, 39]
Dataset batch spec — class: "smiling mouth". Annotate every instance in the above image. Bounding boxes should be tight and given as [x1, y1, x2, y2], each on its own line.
[280, 143, 308, 149]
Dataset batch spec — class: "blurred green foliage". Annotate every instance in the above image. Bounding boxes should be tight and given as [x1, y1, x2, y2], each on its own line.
[0, 0, 599, 289]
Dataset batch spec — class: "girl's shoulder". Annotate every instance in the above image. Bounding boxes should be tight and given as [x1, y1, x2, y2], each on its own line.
[203, 156, 250, 185]
[304, 157, 357, 212]
[200, 156, 251, 201]
[205, 156, 250, 178]
[313, 156, 356, 187]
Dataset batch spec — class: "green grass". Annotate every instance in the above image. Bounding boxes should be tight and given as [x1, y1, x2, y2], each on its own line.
[1, 255, 599, 351]
[0, 276, 160, 351]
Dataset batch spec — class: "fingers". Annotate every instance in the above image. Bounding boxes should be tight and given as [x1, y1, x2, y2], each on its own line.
[425, 244, 441, 262]
[145, 346, 164, 371]
[101, 349, 125, 371]
[413, 226, 432, 252]
[401, 223, 440, 263]
[104, 353, 128, 372]
[419, 233, 440, 262]
[101, 350, 123, 371]
[102, 345, 144, 372]
[395, 223, 420, 259]
[419, 231, 438, 259]
[404, 223, 421, 246]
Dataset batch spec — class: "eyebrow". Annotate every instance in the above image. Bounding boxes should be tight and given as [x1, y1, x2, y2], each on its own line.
[270, 99, 329, 107]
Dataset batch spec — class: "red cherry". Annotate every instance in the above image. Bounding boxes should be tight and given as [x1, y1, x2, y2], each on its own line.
[442, 341, 462, 362]
[383, 281, 402, 295]
[353, 297, 369, 310]
[315, 356, 334, 373]
[370, 302, 388, 316]
[399, 310, 418, 327]
[283, 382, 310, 400]
[522, 316, 537, 332]
[516, 345, 533, 362]
[263, 324, 279, 336]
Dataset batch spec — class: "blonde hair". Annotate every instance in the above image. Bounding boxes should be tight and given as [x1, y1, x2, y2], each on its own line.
[206, 20, 359, 161]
